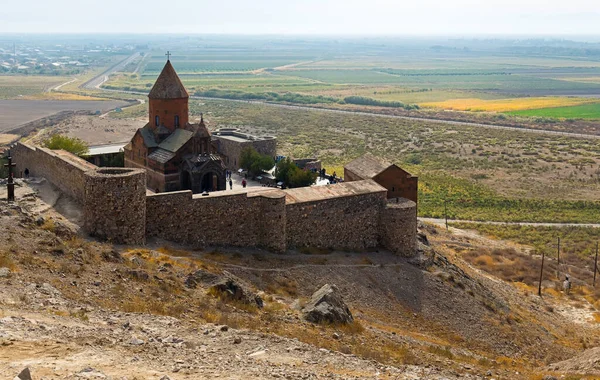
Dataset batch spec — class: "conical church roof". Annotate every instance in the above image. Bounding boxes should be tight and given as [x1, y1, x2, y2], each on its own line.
[148, 60, 189, 99]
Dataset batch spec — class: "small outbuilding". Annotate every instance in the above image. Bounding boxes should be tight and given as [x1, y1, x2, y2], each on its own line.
[344, 153, 418, 203]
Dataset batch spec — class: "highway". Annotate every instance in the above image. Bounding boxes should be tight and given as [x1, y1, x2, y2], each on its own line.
[81, 52, 141, 90]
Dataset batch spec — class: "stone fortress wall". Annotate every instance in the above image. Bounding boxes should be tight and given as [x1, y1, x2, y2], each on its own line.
[13, 143, 146, 245]
[13, 142, 416, 256]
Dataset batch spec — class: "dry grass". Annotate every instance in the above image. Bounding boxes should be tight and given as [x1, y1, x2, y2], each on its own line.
[0, 251, 17, 271]
[265, 276, 298, 297]
[422, 97, 598, 112]
[40, 219, 56, 232]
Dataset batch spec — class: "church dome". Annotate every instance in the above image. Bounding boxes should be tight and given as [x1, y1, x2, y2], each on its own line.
[148, 60, 189, 100]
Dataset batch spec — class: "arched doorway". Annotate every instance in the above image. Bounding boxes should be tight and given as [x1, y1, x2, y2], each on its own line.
[181, 170, 192, 190]
[201, 172, 218, 192]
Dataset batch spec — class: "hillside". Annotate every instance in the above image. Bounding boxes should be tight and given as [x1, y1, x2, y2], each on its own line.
[0, 180, 599, 379]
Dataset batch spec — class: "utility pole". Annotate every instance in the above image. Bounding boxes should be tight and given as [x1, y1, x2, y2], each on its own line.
[538, 249, 545, 297]
[594, 241, 598, 287]
[557, 237, 561, 280]
[444, 198, 448, 231]
[3, 151, 16, 202]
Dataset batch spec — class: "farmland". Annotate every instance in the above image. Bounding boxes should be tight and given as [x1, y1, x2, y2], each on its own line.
[509, 103, 600, 120]
[421, 97, 598, 112]
[0, 76, 71, 99]
[95, 37, 600, 121]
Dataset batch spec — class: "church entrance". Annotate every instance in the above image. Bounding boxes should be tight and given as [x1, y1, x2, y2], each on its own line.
[201, 172, 219, 192]
[181, 170, 192, 190]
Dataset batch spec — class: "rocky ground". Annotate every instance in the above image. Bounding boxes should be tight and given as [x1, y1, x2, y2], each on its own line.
[0, 180, 599, 379]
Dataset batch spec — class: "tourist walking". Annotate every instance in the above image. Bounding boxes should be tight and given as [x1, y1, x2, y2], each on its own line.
[242, 179, 247, 188]
[229, 179, 233, 190]
[24, 168, 29, 178]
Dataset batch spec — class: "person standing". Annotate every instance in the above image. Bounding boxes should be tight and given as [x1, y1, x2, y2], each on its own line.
[563, 275, 572, 295]
[229, 178, 233, 190]
[242, 179, 247, 188]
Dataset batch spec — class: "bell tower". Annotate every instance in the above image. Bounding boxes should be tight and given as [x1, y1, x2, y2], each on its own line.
[147, 54, 189, 132]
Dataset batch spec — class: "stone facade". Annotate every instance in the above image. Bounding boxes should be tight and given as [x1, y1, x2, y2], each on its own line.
[124, 60, 226, 194]
[380, 198, 418, 257]
[13, 143, 416, 255]
[212, 128, 277, 170]
[344, 154, 418, 204]
[146, 189, 286, 252]
[286, 190, 384, 250]
[83, 168, 146, 245]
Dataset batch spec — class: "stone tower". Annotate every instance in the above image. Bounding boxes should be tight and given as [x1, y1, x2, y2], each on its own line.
[148, 60, 189, 133]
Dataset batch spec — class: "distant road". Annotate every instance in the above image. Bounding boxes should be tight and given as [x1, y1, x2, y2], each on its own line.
[420, 218, 600, 228]
[82, 52, 141, 90]
[95, 85, 600, 140]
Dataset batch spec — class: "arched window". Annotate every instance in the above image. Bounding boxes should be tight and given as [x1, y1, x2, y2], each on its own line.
[174, 115, 180, 127]
[155, 115, 159, 126]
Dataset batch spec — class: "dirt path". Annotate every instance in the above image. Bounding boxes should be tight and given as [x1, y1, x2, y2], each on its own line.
[420, 218, 600, 228]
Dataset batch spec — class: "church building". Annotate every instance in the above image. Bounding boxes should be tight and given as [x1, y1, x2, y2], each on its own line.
[124, 59, 226, 193]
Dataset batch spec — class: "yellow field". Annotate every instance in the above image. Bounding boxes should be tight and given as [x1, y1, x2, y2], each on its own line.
[421, 97, 598, 112]
[556, 77, 600, 84]
[21, 92, 105, 101]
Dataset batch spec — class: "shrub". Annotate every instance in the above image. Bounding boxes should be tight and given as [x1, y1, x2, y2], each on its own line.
[44, 134, 89, 156]
[275, 158, 317, 188]
[240, 147, 274, 176]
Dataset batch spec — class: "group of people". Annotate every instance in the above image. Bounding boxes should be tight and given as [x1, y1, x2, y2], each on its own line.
[226, 170, 246, 190]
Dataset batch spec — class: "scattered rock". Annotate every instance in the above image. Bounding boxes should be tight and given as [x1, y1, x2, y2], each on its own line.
[210, 277, 263, 308]
[184, 269, 221, 288]
[14, 367, 32, 380]
[160, 376, 172, 380]
[130, 336, 145, 345]
[220, 325, 229, 332]
[101, 249, 123, 263]
[35, 216, 45, 226]
[249, 349, 267, 358]
[542, 376, 558, 380]
[332, 332, 341, 340]
[0, 267, 11, 278]
[302, 284, 353, 324]
[126, 269, 149, 282]
[233, 337, 242, 344]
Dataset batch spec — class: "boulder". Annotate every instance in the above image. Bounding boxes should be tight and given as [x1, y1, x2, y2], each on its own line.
[210, 277, 263, 308]
[302, 284, 353, 324]
[185, 269, 221, 289]
[14, 367, 32, 380]
[0, 267, 10, 278]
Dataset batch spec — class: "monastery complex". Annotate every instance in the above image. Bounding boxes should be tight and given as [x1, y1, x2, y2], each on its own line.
[11, 59, 419, 256]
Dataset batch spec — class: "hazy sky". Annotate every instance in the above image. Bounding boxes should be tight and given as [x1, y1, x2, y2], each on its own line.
[2, 0, 599, 35]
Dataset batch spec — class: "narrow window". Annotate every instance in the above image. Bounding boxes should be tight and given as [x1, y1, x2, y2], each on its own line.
[392, 186, 395, 192]
[155, 115, 159, 126]
[174, 115, 180, 127]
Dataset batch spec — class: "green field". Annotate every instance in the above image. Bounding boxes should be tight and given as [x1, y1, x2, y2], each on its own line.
[508, 102, 600, 119]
